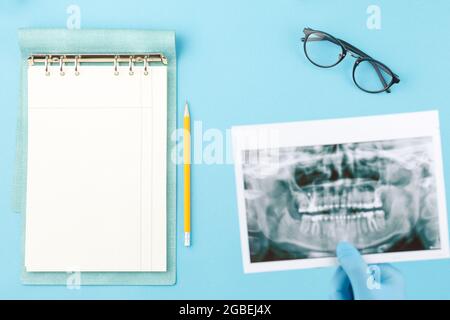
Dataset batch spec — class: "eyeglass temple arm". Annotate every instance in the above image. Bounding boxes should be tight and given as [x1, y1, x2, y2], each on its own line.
[337, 39, 392, 92]
[302, 36, 385, 74]
[339, 39, 400, 81]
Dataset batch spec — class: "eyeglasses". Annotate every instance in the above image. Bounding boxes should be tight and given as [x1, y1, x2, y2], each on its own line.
[301, 27, 400, 94]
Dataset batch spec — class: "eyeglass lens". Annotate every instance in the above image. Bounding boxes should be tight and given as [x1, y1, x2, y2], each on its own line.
[304, 32, 343, 67]
[353, 60, 393, 93]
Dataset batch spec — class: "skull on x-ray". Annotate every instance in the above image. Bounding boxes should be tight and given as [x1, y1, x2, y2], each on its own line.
[243, 136, 440, 262]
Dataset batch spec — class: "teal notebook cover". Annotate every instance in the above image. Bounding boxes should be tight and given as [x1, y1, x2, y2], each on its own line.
[15, 29, 176, 285]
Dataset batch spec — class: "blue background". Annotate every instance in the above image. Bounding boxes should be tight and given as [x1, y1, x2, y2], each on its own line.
[1, 0, 450, 299]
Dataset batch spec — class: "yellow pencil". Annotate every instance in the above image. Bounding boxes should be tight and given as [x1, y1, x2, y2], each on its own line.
[183, 102, 191, 247]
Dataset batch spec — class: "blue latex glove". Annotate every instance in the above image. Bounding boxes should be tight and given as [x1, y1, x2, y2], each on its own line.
[330, 241, 406, 300]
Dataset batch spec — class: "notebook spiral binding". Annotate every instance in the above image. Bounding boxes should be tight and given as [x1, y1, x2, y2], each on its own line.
[28, 53, 168, 76]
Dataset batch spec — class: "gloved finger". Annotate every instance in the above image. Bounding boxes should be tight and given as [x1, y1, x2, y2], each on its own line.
[329, 266, 353, 300]
[336, 241, 369, 295]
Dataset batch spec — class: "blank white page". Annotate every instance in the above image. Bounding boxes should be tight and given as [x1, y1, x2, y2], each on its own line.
[25, 64, 167, 272]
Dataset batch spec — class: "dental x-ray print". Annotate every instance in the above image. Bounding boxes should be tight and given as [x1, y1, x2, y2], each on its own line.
[232, 111, 449, 273]
[244, 137, 438, 261]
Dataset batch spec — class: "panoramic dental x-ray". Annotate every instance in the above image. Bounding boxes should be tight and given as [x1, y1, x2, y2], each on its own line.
[243, 137, 440, 263]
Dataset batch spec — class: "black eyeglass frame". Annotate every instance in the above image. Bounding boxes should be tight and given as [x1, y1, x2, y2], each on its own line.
[301, 27, 400, 94]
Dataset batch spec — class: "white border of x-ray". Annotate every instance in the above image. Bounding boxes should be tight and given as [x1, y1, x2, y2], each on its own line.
[232, 110, 449, 273]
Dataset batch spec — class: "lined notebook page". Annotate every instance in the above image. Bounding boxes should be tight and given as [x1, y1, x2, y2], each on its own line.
[25, 64, 167, 272]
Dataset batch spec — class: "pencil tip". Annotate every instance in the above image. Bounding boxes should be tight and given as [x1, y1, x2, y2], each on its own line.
[184, 102, 189, 117]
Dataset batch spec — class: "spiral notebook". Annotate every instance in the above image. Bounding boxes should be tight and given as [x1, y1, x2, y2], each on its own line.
[25, 54, 168, 273]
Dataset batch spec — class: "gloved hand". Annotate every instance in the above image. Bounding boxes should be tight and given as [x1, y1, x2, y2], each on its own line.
[330, 241, 406, 300]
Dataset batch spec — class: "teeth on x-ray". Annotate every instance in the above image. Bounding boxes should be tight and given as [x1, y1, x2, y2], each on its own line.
[243, 137, 440, 262]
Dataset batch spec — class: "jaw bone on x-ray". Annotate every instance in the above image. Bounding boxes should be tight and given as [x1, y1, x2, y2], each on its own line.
[243, 137, 440, 263]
